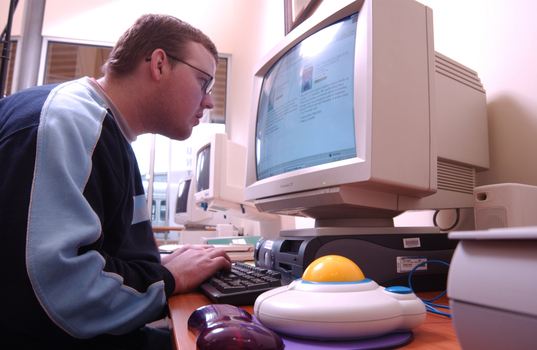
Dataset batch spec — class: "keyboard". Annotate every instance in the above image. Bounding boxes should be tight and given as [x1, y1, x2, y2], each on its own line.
[199, 262, 296, 305]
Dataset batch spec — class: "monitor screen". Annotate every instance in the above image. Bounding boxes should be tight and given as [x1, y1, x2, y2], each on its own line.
[175, 178, 191, 214]
[196, 144, 211, 193]
[256, 14, 359, 181]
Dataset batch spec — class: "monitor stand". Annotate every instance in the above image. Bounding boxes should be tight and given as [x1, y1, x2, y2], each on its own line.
[280, 217, 441, 237]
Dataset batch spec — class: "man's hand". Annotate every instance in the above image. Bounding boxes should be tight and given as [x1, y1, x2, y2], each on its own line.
[162, 244, 232, 294]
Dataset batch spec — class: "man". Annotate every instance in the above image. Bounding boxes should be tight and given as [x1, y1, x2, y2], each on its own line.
[0, 14, 231, 349]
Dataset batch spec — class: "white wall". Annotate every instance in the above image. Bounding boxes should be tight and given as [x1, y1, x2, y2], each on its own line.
[0, 0, 24, 36]
[417, 0, 537, 187]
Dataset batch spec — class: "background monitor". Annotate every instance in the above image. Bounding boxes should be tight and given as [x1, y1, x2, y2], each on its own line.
[175, 176, 191, 218]
[174, 174, 218, 227]
[243, 0, 489, 234]
[195, 133, 252, 213]
[194, 133, 280, 228]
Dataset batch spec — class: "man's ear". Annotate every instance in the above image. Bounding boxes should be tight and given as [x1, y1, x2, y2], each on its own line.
[148, 49, 167, 81]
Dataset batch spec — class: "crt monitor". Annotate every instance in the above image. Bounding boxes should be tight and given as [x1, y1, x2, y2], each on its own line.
[243, 0, 489, 233]
[175, 176, 191, 220]
[174, 174, 217, 227]
[194, 133, 281, 227]
[194, 133, 251, 214]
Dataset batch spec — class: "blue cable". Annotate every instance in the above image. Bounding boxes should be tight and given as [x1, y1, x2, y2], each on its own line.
[408, 260, 451, 318]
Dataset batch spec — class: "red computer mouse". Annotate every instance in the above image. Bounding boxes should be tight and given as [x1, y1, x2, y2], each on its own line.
[188, 304, 284, 350]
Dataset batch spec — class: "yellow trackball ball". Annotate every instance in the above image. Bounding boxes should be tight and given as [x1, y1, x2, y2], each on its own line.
[302, 255, 365, 282]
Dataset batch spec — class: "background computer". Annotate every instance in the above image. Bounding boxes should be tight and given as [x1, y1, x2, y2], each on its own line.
[193, 133, 281, 237]
[174, 174, 225, 227]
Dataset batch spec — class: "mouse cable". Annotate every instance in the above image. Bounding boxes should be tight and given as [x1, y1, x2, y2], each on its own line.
[408, 260, 451, 319]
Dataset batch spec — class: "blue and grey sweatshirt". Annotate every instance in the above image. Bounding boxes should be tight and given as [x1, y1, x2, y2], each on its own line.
[0, 77, 175, 345]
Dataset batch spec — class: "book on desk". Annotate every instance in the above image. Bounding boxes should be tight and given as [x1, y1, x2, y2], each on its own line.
[159, 239, 257, 262]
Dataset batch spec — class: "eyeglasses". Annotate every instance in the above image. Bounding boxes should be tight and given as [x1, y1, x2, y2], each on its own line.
[145, 52, 214, 94]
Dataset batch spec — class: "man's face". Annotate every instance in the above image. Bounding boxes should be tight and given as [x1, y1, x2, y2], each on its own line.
[151, 42, 217, 141]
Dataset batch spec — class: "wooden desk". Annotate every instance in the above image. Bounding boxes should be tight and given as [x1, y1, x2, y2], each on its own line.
[168, 291, 461, 350]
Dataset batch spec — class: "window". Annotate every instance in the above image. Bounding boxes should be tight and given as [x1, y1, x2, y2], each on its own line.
[160, 200, 167, 222]
[41, 40, 229, 121]
[209, 56, 228, 123]
[2, 40, 17, 96]
[43, 41, 111, 84]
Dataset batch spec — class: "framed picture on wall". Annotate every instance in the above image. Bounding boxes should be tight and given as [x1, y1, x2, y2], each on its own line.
[284, 0, 321, 35]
